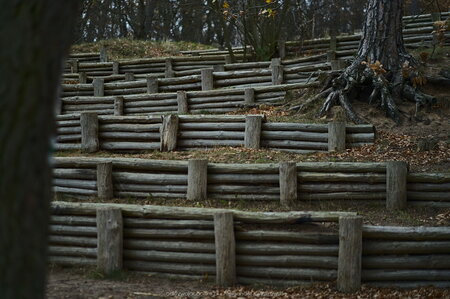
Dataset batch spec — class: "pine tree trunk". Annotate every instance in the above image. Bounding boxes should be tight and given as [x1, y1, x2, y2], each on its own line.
[0, 2, 79, 298]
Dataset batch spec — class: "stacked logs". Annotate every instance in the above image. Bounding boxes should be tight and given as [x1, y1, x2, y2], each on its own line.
[361, 225, 450, 288]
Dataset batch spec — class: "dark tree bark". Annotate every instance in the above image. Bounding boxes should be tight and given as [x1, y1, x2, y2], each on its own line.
[317, 0, 435, 124]
[0, 1, 79, 298]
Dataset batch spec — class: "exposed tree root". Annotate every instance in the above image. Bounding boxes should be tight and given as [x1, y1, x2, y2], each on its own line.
[298, 59, 439, 124]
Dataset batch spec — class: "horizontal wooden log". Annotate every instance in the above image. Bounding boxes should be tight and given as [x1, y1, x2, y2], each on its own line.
[100, 123, 161, 132]
[124, 260, 215, 275]
[53, 179, 96, 190]
[298, 172, 386, 183]
[99, 132, 160, 140]
[236, 231, 338, 244]
[362, 225, 450, 240]
[262, 123, 328, 132]
[208, 173, 278, 184]
[178, 131, 244, 140]
[50, 215, 96, 226]
[188, 100, 244, 110]
[49, 256, 96, 266]
[49, 225, 97, 236]
[123, 239, 215, 253]
[261, 140, 327, 150]
[300, 192, 386, 201]
[362, 269, 450, 281]
[237, 277, 316, 287]
[52, 201, 354, 223]
[113, 172, 187, 185]
[208, 193, 279, 201]
[298, 183, 385, 193]
[177, 139, 243, 148]
[237, 266, 336, 281]
[124, 249, 215, 264]
[100, 142, 160, 151]
[208, 185, 279, 194]
[297, 162, 386, 173]
[123, 218, 213, 229]
[362, 255, 450, 269]
[56, 135, 81, 142]
[53, 186, 96, 196]
[407, 191, 450, 201]
[237, 254, 337, 269]
[236, 242, 338, 256]
[48, 235, 97, 247]
[261, 131, 328, 142]
[363, 241, 450, 254]
[52, 168, 96, 180]
[115, 183, 187, 193]
[49, 245, 97, 258]
[179, 123, 245, 130]
[123, 228, 214, 239]
[208, 163, 278, 174]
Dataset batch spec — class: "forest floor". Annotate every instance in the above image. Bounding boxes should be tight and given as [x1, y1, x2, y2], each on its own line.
[50, 48, 450, 298]
[46, 265, 450, 299]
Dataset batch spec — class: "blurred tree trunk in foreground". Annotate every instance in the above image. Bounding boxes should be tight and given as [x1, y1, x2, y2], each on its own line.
[0, 1, 79, 298]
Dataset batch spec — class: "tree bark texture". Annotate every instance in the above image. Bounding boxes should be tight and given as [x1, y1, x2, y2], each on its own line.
[0, 1, 80, 298]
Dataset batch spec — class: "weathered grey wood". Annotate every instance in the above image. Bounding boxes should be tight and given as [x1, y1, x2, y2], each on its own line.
[124, 228, 214, 239]
[112, 62, 119, 74]
[329, 36, 337, 51]
[187, 159, 208, 201]
[100, 46, 108, 62]
[362, 269, 450, 281]
[328, 121, 346, 152]
[331, 59, 347, 70]
[201, 68, 214, 91]
[80, 112, 99, 153]
[214, 212, 236, 287]
[213, 65, 224, 72]
[236, 230, 338, 244]
[362, 255, 450, 269]
[124, 72, 135, 81]
[337, 215, 363, 293]
[245, 115, 263, 149]
[363, 241, 450, 254]
[113, 97, 124, 116]
[362, 225, 450, 240]
[279, 162, 297, 208]
[165, 58, 174, 78]
[78, 72, 87, 84]
[123, 239, 215, 253]
[93, 78, 104, 97]
[177, 91, 189, 114]
[271, 65, 284, 85]
[237, 266, 336, 281]
[96, 208, 123, 274]
[160, 115, 179, 152]
[386, 161, 408, 210]
[244, 88, 255, 106]
[71, 59, 79, 73]
[327, 50, 337, 61]
[52, 201, 356, 222]
[237, 254, 337, 269]
[97, 162, 113, 200]
[123, 249, 215, 264]
[146, 76, 159, 93]
[278, 40, 286, 59]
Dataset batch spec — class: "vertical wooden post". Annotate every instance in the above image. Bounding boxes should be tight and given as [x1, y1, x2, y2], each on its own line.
[80, 112, 99, 153]
[431, 12, 441, 22]
[96, 208, 123, 274]
[386, 161, 408, 210]
[279, 161, 297, 209]
[114, 96, 124, 116]
[177, 91, 189, 114]
[201, 68, 214, 91]
[146, 76, 159, 94]
[271, 58, 283, 85]
[337, 215, 363, 293]
[244, 115, 263, 149]
[112, 62, 120, 75]
[71, 59, 79, 73]
[124, 72, 135, 81]
[327, 50, 337, 62]
[97, 162, 113, 200]
[93, 78, 104, 97]
[160, 115, 179, 152]
[328, 121, 346, 152]
[187, 159, 208, 201]
[100, 46, 108, 62]
[213, 65, 225, 72]
[278, 40, 286, 60]
[224, 55, 232, 64]
[331, 59, 346, 70]
[214, 212, 236, 287]
[165, 58, 174, 78]
[78, 72, 87, 84]
[244, 88, 255, 106]
[329, 35, 337, 51]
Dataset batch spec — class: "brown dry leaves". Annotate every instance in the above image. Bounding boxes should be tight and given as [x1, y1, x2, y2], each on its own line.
[171, 284, 450, 299]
